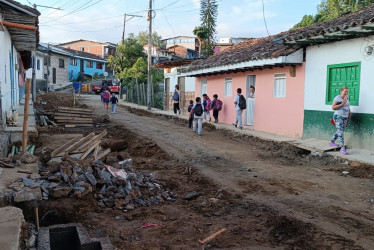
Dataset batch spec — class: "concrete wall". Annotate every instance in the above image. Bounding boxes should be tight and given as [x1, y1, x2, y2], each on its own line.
[195, 64, 306, 138]
[44, 53, 69, 87]
[304, 35, 374, 150]
[25, 53, 45, 80]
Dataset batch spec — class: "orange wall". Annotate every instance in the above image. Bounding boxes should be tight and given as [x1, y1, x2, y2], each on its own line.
[195, 64, 305, 138]
[60, 41, 103, 57]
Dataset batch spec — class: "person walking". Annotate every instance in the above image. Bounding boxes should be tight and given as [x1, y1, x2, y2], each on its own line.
[110, 93, 118, 113]
[233, 88, 246, 130]
[104, 88, 110, 112]
[202, 94, 212, 121]
[210, 94, 222, 123]
[187, 100, 194, 128]
[329, 86, 351, 155]
[172, 85, 181, 115]
[190, 97, 204, 136]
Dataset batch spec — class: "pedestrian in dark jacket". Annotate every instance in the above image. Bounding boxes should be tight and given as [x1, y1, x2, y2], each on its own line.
[110, 93, 118, 113]
[187, 100, 194, 128]
[210, 94, 220, 123]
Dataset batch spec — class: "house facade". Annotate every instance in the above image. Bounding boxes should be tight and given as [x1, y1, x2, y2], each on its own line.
[282, 4, 374, 150]
[154, 59, 197, 114]
[58, 39, 115, 75]
[162, 36, 199, 52]
[60, 47, 107, 81]
[39, 43, 70, 89]
[0, 0, 39, 128]
[185, 36, 306, 138]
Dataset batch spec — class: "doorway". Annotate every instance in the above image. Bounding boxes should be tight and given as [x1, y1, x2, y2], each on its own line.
[200, 79, 207, 97]
[52, 68, 56, 84]
[164, 78, 170, 110]
[178, 76, 185, 114]
[246, 75, 256, 126]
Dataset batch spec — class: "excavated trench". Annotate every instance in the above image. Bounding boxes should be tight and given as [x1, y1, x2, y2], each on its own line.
[12, 122, 367, 250]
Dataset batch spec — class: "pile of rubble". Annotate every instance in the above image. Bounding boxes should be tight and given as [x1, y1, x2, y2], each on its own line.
[24, 156, 176, 211]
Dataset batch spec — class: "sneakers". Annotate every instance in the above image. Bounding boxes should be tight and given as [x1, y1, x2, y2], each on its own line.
[209, 117, 211, 122]
[232, 123, 237, 128]
[340, 147, 347, 155]
[328, 141, 339, 147]
[178, 110, 181, 114]
[239, 127, 243, 130]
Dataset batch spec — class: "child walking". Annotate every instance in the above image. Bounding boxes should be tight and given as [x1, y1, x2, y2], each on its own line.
[190, 97, 204, 136]
[110, 93, 118, 113]
[202, 94, 212, 121]
[187, 100, 194, 128]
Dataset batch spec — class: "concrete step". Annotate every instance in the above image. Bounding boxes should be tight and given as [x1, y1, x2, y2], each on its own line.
[0, 206, 24, 250]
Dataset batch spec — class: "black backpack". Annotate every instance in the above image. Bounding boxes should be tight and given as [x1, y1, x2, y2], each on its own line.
[194, 103, 203, 116]
[239, 94, 246, 110]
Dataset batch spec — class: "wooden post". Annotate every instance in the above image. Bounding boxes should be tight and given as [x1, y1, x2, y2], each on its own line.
[22, 79, 32, 153]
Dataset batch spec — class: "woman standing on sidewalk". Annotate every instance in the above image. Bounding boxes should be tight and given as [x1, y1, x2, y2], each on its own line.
[329, 86, 351, 155]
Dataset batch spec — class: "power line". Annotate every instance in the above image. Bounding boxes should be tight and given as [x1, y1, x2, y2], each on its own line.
[262, 0, 270, 36]
[42, 0, 103, 24]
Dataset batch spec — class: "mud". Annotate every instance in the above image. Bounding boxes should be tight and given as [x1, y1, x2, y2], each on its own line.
[26, 121, 368, 249]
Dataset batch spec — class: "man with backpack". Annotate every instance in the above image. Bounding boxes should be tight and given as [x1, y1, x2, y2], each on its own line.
[190, 96, 204, 136]
[172, 85, 181, 115]
[210, 94, 222, 123]
[233, 88, 246, 130]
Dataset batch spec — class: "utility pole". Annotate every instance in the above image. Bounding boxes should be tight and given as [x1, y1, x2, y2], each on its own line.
[120, 13, 142, 100]
[31, 51, 36, 101]
[147, 0, 153, 110]
[46, 43, 50, 93]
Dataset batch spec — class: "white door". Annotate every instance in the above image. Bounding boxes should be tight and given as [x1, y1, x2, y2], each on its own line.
[246, 75, 256, 126]
[201, 79, 207, 97]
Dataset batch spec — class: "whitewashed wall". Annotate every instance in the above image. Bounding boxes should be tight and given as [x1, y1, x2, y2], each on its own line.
[164, 67, 195, 92]
[26, 53, 45, 80]
[0, 28, 20, 118]
[305, 35, 374, 114]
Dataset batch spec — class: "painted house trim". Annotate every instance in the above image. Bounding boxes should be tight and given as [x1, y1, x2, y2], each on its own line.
[185, 50, 303, 77]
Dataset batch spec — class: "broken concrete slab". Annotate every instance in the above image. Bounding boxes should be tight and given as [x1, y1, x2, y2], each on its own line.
[0, 206, 24, 250]
[0, 132, 10, 158]
[14, 187, 42, 202]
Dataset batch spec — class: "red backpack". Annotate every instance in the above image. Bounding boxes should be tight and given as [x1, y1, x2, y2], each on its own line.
[215, 99, 223, 111]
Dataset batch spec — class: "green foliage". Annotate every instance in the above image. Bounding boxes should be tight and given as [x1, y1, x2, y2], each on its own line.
[199, 0, 218, 57]
[108, 38, 146, 86]
[293, 0, 374, 28]
[128, 31, 162, 47]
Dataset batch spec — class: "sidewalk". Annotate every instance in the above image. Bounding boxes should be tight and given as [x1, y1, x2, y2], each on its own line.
[120, 101, 374, 165]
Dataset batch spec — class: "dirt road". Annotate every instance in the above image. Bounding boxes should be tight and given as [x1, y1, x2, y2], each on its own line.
[80, 95, 374, 249]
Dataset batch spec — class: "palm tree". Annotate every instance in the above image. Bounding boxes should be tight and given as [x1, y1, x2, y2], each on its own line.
[193, 26, 209, 57]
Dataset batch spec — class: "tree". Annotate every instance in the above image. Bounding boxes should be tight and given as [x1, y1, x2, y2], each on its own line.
[193, 26, 209, 57]
[108, 38, 146, 86]
[135, 31, 162, 48]
[199, 0, 218, 57]
[293, 0, 374, 28]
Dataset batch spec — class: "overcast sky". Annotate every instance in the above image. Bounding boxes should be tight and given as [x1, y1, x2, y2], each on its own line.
[18, 0, 321, 44]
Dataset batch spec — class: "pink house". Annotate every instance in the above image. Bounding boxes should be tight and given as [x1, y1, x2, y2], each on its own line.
[185, 34, 306, 138]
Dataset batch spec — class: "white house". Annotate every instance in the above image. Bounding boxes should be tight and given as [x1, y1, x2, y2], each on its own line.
[282, 4, 374, 150]
[0, 0, 40, 127]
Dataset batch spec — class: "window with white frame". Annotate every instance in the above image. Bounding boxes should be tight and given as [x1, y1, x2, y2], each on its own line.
[273, 73, 286, 98]
[201, 79, 207, 97]
[224, 78, 232, 96]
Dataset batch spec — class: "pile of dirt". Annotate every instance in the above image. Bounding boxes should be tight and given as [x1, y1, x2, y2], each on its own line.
[35, 93, 89, 110]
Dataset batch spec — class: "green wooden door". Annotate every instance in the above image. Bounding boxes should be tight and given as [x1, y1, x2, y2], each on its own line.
[326, 62, 360, 105]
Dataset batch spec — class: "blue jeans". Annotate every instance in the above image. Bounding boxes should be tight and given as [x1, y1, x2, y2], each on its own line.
[193, 117, 203, 135]
[235, 109, 243, 128]
[112, 103, 117, 113]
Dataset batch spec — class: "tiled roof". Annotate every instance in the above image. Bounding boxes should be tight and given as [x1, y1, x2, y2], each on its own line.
[186, 33, 302, 72]
[187, 4, 374, 72]
[283, 3, 374, 44]
[59, 47, 107, 62]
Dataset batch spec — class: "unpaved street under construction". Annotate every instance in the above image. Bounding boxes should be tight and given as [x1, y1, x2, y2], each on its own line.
[31, 94, 374, 249]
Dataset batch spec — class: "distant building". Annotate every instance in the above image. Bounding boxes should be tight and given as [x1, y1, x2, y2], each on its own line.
[161, 36, 200, 52]
[143, 44, 170, 64]
[214, 37, 250, 53]
[58, 39, 115, 76]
